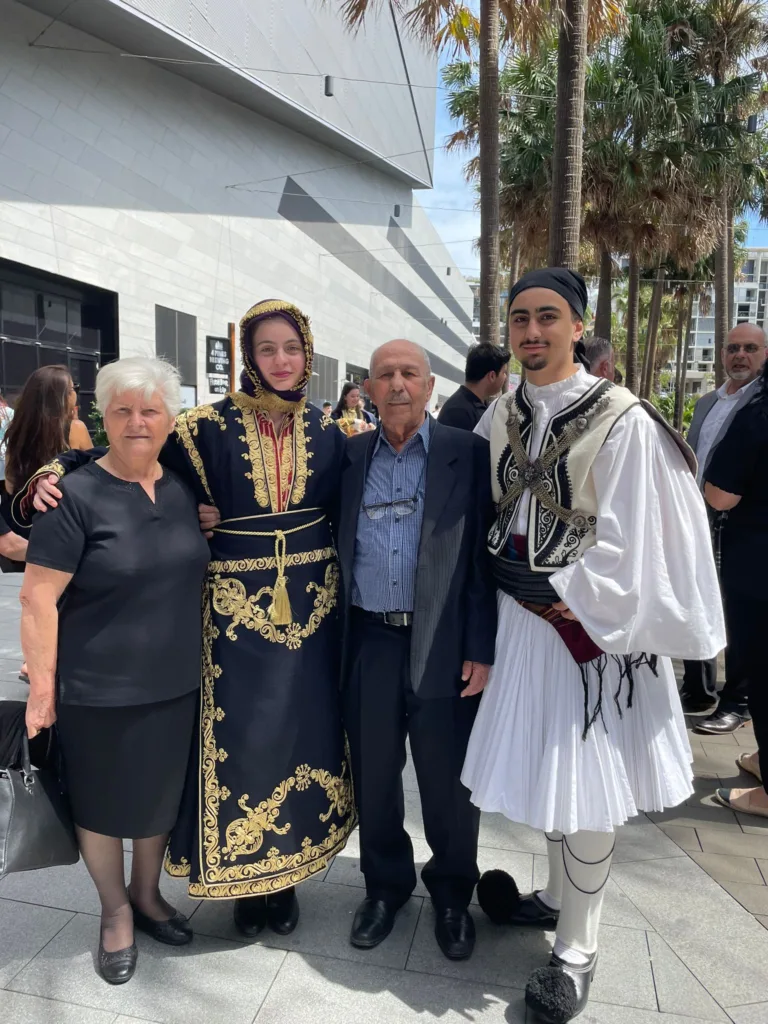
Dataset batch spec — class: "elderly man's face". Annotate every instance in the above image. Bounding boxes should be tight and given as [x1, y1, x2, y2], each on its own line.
[723, 324, 766, 384]
[366, 341, 434, 432]
[104, 389, 175, 462]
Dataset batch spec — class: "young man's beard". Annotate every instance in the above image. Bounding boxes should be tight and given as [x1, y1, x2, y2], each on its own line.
[520, 354, 548, 371]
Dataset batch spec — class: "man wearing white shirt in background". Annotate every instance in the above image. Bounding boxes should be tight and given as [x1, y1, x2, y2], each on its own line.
[681, 322, 767, 733]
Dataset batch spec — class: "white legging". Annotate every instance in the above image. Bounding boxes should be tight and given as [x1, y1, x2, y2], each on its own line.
[540, 830, 615, 956]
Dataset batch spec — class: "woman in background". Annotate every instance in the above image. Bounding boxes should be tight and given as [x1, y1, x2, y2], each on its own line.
[332, 382, 374, 436]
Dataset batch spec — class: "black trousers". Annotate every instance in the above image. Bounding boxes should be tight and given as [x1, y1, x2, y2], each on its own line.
[723, 592, 768, 789]
[681, 657, 718, 702]
[682, 609, 750, 716]
[343, 612, 481, 909]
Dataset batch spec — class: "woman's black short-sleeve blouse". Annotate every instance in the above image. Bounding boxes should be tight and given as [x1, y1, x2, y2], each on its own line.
[26, 461, 210, 707]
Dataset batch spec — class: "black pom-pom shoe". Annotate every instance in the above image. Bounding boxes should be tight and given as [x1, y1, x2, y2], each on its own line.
[477, 870, 559, 928]
[525, 951, 597, 1023]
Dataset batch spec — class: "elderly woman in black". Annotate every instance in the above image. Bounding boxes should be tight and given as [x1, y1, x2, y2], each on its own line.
[705, 354, 768, 819]
[20, 357, 210, 985]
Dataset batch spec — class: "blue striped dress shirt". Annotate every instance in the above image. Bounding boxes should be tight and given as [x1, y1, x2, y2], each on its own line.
[351, 415, 431, 613]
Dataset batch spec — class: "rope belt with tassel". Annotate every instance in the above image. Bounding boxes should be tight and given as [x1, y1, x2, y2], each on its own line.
[212, 508, 326, 626]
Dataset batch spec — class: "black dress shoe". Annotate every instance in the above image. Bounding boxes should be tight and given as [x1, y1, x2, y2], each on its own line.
[98, 940, 138, 985]
[510, 891, 560, 928]
[525, 951, 598, 1023]
[435, 907, 475, 961]
[266, 886, 299, 935]
[350, 897, 398, 949]
[131, 903, 193, 946]
[694, 709, 750, 735]
[234, 895, 267, 938]
[679, 692, 717, 714]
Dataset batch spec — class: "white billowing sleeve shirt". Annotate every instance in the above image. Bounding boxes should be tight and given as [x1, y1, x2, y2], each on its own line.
[475, 372, 726, 660]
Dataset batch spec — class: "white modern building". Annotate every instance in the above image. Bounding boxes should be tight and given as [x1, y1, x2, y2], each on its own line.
[0, 0, 474, 415]
[670, 247, 768, 395]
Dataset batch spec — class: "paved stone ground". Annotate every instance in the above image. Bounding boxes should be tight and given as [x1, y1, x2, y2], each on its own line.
[2, 572, 768, 1024]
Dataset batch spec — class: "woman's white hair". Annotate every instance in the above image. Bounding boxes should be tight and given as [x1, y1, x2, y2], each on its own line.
[95, 357, 183, 417]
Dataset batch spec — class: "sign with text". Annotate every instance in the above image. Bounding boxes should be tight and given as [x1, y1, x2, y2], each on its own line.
[206, 335, 231, 377]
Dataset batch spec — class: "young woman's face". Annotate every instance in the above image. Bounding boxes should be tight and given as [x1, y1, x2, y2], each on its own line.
[66, 377, 78, 416]
[251, 320, 306, 392]
[345, 387, 360, 409]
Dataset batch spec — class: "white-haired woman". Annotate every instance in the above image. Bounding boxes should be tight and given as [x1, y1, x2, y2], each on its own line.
[20, 357, 210, 986]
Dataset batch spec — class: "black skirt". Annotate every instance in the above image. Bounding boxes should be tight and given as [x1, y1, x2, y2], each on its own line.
[57, 690, 198, 839]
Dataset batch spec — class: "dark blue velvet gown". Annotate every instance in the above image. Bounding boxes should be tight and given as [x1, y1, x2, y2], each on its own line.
[164, 392, 355, 898]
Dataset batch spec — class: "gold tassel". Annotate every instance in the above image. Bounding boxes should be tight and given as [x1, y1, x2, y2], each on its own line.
[268, 530, 293, 625]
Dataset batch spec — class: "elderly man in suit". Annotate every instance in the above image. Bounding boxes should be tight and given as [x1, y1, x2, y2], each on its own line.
[681, 322, 767, 734]
[337, 339, 496, 962]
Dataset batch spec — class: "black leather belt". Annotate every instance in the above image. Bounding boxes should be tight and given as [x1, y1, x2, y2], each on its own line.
[353, 608, 413, 628]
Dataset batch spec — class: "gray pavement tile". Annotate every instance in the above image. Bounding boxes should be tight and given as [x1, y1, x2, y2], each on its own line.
[578, 1005, 729, 1024]
[404, 790, 425, 839]
[721, 882, 768, 915]
[0, 991, 117, 1024]
[648, 804, 741, 832]
[698, 744, 750, 770]
[532, 856, 654, 931]
[190, 880, 422, 971]
[8, 912, 287, 1024]
[689, 730, 739, 745]
[407, 905, 656, 1011]
[659, 824, 702, 852]
[758, 860, 768, 883]
[612, 823, 686, 863]
[611, 856, 768, 1006]
[758, 915, 768, 930]
[688, 852, 764, 885]
[0, 897, 73, 987]
[403, 753, 418, 793]
[737, 813, 768, 835]
[697, 828, 768, 859]
[254, 951, 525, 1023]
[726, 1004, 768, 1024]
[478, 813, 548, 854]
[324, 830, 534, 900]
[646, 931, 729, 1021]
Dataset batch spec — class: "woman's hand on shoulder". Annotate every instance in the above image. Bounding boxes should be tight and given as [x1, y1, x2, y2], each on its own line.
[33, 475, 63, 513]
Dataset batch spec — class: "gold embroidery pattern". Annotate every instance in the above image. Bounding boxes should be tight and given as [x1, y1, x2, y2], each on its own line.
[289, 407, 309, 504]
[209, 547, 335, 574]
[320, 413, 335, 431]
[175, 405, 226, 504]
[210, 562, 338, 648]
[213, 761, 354, 869]
[233, 401, 270, 509]
[165, 855, 190, 877]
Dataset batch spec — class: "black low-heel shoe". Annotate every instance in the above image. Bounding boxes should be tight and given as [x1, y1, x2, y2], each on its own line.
[525, 952, 598, 1023]
[131, 904, 193, 946]
[98, 940, 137, 985]
[266, 887, 299, 935]
[234, 895, 267, 938]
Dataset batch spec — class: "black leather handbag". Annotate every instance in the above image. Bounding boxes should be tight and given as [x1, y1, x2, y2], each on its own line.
[0, 728, 79, 877]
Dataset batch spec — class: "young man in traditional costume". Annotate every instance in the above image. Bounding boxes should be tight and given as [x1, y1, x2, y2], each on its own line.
[462, 268, 724, 1023]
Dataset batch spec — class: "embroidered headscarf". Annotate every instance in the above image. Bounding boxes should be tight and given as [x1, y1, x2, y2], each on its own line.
[508, 268, 591, 370]
[239, 299, 314, 412]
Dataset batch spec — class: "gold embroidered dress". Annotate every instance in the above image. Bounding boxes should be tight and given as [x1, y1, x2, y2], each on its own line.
[165, 301, 355, 897]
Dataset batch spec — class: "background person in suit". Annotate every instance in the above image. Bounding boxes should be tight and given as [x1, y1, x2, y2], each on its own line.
[583, 336, 615, 382]
[437, 342, 510, 431]
[680, 323, 767, 732]
[337, 339, 497, 962]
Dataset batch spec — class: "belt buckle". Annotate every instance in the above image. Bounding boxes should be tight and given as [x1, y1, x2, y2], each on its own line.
[384, 611, 411, 627]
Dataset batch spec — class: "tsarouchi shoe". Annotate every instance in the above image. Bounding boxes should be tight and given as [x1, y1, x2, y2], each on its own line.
[525, 951, 598, 1023]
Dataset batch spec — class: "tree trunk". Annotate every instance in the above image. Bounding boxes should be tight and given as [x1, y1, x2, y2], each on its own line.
[641, 261, 665, 399]
[727, 195, 734, 332]
[714, 187, 728, 389]
[593, 247, 612, 341]
[479, 0, 500, 345]
[548, 0, 588, 268]
[503, 228, 521, 348]
[673, 294, 686, 429]
[676, 290, 695, 431]
[625, 251, 641, 394]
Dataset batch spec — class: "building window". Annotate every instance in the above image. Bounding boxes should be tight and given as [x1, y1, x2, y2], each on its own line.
[742, 259, 756, 282]
[345, 363, 368, 387]
[702, 349, 713, 361]
[737, 304, 751, 319]
[155, 305, 197, 406]
[308, 353, 339, 406]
